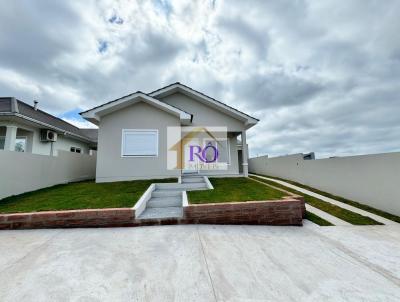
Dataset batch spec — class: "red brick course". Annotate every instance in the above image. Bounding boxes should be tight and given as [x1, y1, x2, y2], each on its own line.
[0, 208, 135, 230]
[0, 197, 305, 230]
[183, 197, 304, 226]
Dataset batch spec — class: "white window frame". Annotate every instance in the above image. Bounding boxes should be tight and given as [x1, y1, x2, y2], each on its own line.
[15, 136, 27, 152]
[0, 135, 28, 151]
[121, 129, 159, 158]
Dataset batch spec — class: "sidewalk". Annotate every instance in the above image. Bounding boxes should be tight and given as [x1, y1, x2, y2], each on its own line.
[250, 174, 397, 225]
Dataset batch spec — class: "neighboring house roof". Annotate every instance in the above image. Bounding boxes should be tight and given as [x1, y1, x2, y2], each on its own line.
[79, 128, 99, 143]
[81, 83, 259, 128]
[80, 92, 192, 125]
[149, 82, 259, 126]
[0, 97, 97, 143]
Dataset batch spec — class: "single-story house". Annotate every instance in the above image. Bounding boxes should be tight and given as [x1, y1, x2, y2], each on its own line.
[0, 98, 97, 156]
[81, 83, 258, 182]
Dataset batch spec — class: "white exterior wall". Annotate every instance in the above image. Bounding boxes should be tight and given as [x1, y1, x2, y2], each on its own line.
[52, 135, 90, 156]
[159, 92, 246, 175]
[0, 150, 96, 200]
[159, 93, 246, 132]
[96, 101, 181, 182]
[249, 152, 400, 215]
[0, 121, 91, 155]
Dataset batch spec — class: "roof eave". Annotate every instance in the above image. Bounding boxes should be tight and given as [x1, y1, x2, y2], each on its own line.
[80, 93, 192, 124]
[244, 120, 258, 130]
[149, 83, 259, 125]
[80, 111, 100, 125]
[0, 112, 95, 143]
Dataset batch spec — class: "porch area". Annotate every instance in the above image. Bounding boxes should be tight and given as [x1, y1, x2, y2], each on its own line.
[0, 125, 34, 153]
[179, 130, 249, 177]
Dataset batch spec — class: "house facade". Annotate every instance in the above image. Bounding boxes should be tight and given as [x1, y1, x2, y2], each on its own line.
[81, 83, 258, 182]
[0, 98, 97, 156]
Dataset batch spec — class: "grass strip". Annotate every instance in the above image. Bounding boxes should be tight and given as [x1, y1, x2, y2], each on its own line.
[0, 178, 177, 214]
[250, 176, 382, 225]
[252, 173, 400, 223]
[188, 177, 285, 204]
[305, 211, 334, 226]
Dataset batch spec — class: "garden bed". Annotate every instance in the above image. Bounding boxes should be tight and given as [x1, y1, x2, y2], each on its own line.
[186, 177, 305, 226]
[0, 177, 306, 229]
[0, 178, 177, 214]
[188, 177, 288, 204]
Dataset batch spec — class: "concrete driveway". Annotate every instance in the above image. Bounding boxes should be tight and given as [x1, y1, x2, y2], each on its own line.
[1, 223, 400, 301]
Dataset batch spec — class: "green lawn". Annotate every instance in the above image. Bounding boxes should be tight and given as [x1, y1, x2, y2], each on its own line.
[252, 173, 400, 223]
[188, 177, 286, 204]
[250, 176, 382, 225]
[0, 178, 177, 214]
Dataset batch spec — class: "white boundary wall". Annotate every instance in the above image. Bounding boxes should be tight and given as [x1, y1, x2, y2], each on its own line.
[0, 150, 96, 199]
[249, 152, 400, 215]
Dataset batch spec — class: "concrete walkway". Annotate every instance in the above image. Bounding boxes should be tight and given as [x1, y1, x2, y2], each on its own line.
[251, 174, 397, 225]
[1, 224, 400, 301]
[138, 176, 208, 220]
[306, 204, 351, 226]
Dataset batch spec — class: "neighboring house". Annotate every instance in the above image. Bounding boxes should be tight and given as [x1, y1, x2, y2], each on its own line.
[0, 98, 97, 156]
[81, 83, 258, 182]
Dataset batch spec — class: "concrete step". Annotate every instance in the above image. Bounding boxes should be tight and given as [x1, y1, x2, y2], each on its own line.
[147, 196, 182, 208]
[152, 190, 182, 198]
[186, 186, 209, 191]
[138, 207, 183, 219]
[182, 177, 205, 183]
[156, 183, 207, 190]
[182, 172, 199, 176]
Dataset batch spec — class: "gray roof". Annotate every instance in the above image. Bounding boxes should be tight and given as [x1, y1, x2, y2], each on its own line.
[0, 98, 11, 112]
[79, 128, 98, 142]
[80, 83, 258, 124]
[149, 82, 259, 122]
[80, 90, 193, 118]
[0, 97, 98, 142]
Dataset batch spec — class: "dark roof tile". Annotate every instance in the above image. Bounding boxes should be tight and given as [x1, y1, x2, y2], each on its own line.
[0, 98, 11, 112]
[0, 97, 97, 142]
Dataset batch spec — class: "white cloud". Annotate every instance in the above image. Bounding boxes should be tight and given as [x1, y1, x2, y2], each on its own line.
[0, 0, 399, 157]
[61, 118, 98, 129]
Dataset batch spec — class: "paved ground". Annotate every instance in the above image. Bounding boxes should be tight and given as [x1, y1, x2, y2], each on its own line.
[305, 204, 352, 226]
[1, 223, 400, 301]
[251, 174, 397, 225]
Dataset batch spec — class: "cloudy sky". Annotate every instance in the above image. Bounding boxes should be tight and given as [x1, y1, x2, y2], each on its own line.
[0, 0, 399, 158]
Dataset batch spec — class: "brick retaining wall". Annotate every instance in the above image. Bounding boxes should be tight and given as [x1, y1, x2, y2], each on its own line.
[184, 198, 304, 226]
[0, 197, 305, 230]
[0, 208, 135, 230]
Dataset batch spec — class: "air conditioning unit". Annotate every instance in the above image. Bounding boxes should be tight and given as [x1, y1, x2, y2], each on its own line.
[40, 129, 58, 142]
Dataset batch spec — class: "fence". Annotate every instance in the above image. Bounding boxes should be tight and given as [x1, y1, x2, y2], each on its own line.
[249, 152, 400, 215]
[0, 150, 96, 200]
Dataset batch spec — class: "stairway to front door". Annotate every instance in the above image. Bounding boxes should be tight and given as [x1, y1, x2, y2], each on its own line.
[137, 176, 209, 220]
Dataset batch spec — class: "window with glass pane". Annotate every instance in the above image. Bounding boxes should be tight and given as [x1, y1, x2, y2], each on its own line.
[15, 137, 26, 152]
[122, 130, 158, 157]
